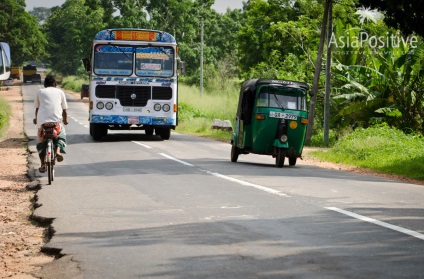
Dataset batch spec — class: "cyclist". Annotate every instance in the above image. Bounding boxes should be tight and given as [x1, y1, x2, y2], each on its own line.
[33, 75, 69, 173]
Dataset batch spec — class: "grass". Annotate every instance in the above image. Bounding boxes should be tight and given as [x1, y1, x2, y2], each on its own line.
[60, 75, 89, 92]
[176, 83, 239, 141]
[0, 95, 12, 139]
[308, 125, 424, 181]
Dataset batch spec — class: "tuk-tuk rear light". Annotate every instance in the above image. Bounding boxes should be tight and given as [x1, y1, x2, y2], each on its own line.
[256, 114, 265, 120]
[280, 135, 288, 142]
[301, 119, 308, 124]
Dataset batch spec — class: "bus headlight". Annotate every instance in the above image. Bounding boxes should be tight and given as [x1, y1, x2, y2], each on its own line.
[162, 104, 170, 112]
[280, 135, 288, 143]
[154, 103, 161, 111]
[96, 102, 104, 109]
[105, 102, 113, 110]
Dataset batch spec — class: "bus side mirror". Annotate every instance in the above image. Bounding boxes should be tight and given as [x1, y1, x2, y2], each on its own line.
[308, 90, 314, 97]
[179, 61, 186, 75]
[82, 58, 91, 72]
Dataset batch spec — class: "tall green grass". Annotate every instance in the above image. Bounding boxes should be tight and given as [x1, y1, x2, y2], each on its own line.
[309, 125, 424, 180]
[0, 96, 12, 139]
[176, 83, 239, 141]
[60, 75, 88, 92]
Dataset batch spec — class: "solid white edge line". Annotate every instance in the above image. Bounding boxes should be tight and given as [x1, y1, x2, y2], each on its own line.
[325, 207, 424, 241]
[159, 153, 194, 166]
[132, 141, 152, 149]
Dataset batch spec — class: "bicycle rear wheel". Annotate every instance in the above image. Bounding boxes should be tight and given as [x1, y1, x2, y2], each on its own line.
[46, 140, 54, 184]
[47, 162, 53, 184]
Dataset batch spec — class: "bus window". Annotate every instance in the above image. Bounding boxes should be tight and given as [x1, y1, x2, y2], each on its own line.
[135, 46, 174, 77]
[94, 45, 133, 76]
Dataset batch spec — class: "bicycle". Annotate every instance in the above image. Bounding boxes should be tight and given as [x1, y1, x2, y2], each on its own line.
[41, 122, 59, 185]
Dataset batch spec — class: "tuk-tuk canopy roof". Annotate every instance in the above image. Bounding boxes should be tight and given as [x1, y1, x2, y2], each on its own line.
[240, 79, 309, 95]
[236, 79, 310, 121]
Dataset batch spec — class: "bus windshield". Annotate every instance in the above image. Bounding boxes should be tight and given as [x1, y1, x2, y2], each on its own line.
[135, 46, 174, 77]
[94, 45, 133, 76]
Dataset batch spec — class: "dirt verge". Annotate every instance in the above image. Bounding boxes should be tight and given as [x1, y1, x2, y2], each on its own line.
[0, 82, 54, 278]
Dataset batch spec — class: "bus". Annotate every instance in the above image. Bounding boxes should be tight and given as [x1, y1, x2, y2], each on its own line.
[83, 29, 185, 141]
[0, 42, 11, 81]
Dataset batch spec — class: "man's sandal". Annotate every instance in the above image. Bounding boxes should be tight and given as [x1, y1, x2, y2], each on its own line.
[56, 154, 64, 162]
[39, 165, 46, 173]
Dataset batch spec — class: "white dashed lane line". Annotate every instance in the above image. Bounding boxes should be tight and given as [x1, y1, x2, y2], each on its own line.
[132, 141, 152, 149]
[133, 135, 424, 242]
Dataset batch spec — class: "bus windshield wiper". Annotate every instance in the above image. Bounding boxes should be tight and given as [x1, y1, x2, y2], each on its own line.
[108, 44, 132, 60]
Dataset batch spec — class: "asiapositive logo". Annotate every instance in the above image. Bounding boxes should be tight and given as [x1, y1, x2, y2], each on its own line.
[330, 32, 419, 50]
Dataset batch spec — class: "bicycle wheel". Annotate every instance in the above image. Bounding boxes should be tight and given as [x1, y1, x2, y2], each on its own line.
[46, 140, 54, 184]
[47, 162, 52, 185]
[51, 146, 55, 182]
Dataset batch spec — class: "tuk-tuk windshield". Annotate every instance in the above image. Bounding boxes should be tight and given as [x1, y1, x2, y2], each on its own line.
[257, 86, 307, 111]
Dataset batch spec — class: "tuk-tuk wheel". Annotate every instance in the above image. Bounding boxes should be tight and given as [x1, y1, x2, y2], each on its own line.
[276, 148, 286, 168]
[289, 157, 297, 166]
[231, 145, 239, 162]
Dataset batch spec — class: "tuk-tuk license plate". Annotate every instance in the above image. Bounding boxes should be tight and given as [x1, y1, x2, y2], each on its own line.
[269, 111, 297, 120]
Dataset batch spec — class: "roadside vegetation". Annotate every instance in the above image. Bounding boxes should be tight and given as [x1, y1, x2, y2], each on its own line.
[310, 125, 424, 180]
[0, 96, 12, 139]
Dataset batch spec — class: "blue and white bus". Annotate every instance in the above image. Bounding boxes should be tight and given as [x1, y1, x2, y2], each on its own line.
[0, 42, 11, 81]
[84, 29, 184, 140]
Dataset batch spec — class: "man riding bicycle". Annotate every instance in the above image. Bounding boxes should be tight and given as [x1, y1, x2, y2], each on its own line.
[33, 75, 69, 173]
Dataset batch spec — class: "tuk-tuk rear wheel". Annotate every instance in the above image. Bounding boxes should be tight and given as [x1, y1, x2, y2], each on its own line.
[231, 145, 239, 162]
[289, 157, 297, 166]
[276, 148, 286, 168]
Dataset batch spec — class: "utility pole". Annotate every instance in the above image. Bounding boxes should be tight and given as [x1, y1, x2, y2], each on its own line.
[305, 0, 331, 145]
[324, 0, 333, 146]
[200, 17, 204, 96]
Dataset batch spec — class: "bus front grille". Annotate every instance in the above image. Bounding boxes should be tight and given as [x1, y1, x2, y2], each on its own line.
[117, 86, 151, 107]
[152, 87, 172, 100]
[95, 85, 151, 107]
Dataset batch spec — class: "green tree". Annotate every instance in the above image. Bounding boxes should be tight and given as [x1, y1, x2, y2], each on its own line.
[43, 0, 106, 75]
[29, 7, 52, 24]
[356, 0, 424, 37]
[0, 0, 46, 65]
[331, 13, 424, 133]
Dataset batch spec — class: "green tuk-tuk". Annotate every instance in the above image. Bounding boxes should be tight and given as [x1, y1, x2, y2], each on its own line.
[231, 79, 310, 167]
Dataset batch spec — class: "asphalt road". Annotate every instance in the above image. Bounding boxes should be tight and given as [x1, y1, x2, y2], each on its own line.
[22, 83, 424, 278]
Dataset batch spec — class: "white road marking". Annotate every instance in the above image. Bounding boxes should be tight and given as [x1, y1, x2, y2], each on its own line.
[132, 141, 152, 149]
[157, 153, 291, 197]
[159, 153, 194, 166]
[325, 207, 424, 241]
[206, 170, 291, 197]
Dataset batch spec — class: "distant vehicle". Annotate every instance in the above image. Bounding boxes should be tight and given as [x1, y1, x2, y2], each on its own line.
[10, 66, 21, 80]
[23, 65, 37, 82]
[4, 77, 13, 86]
[31, 74, 42, 84]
